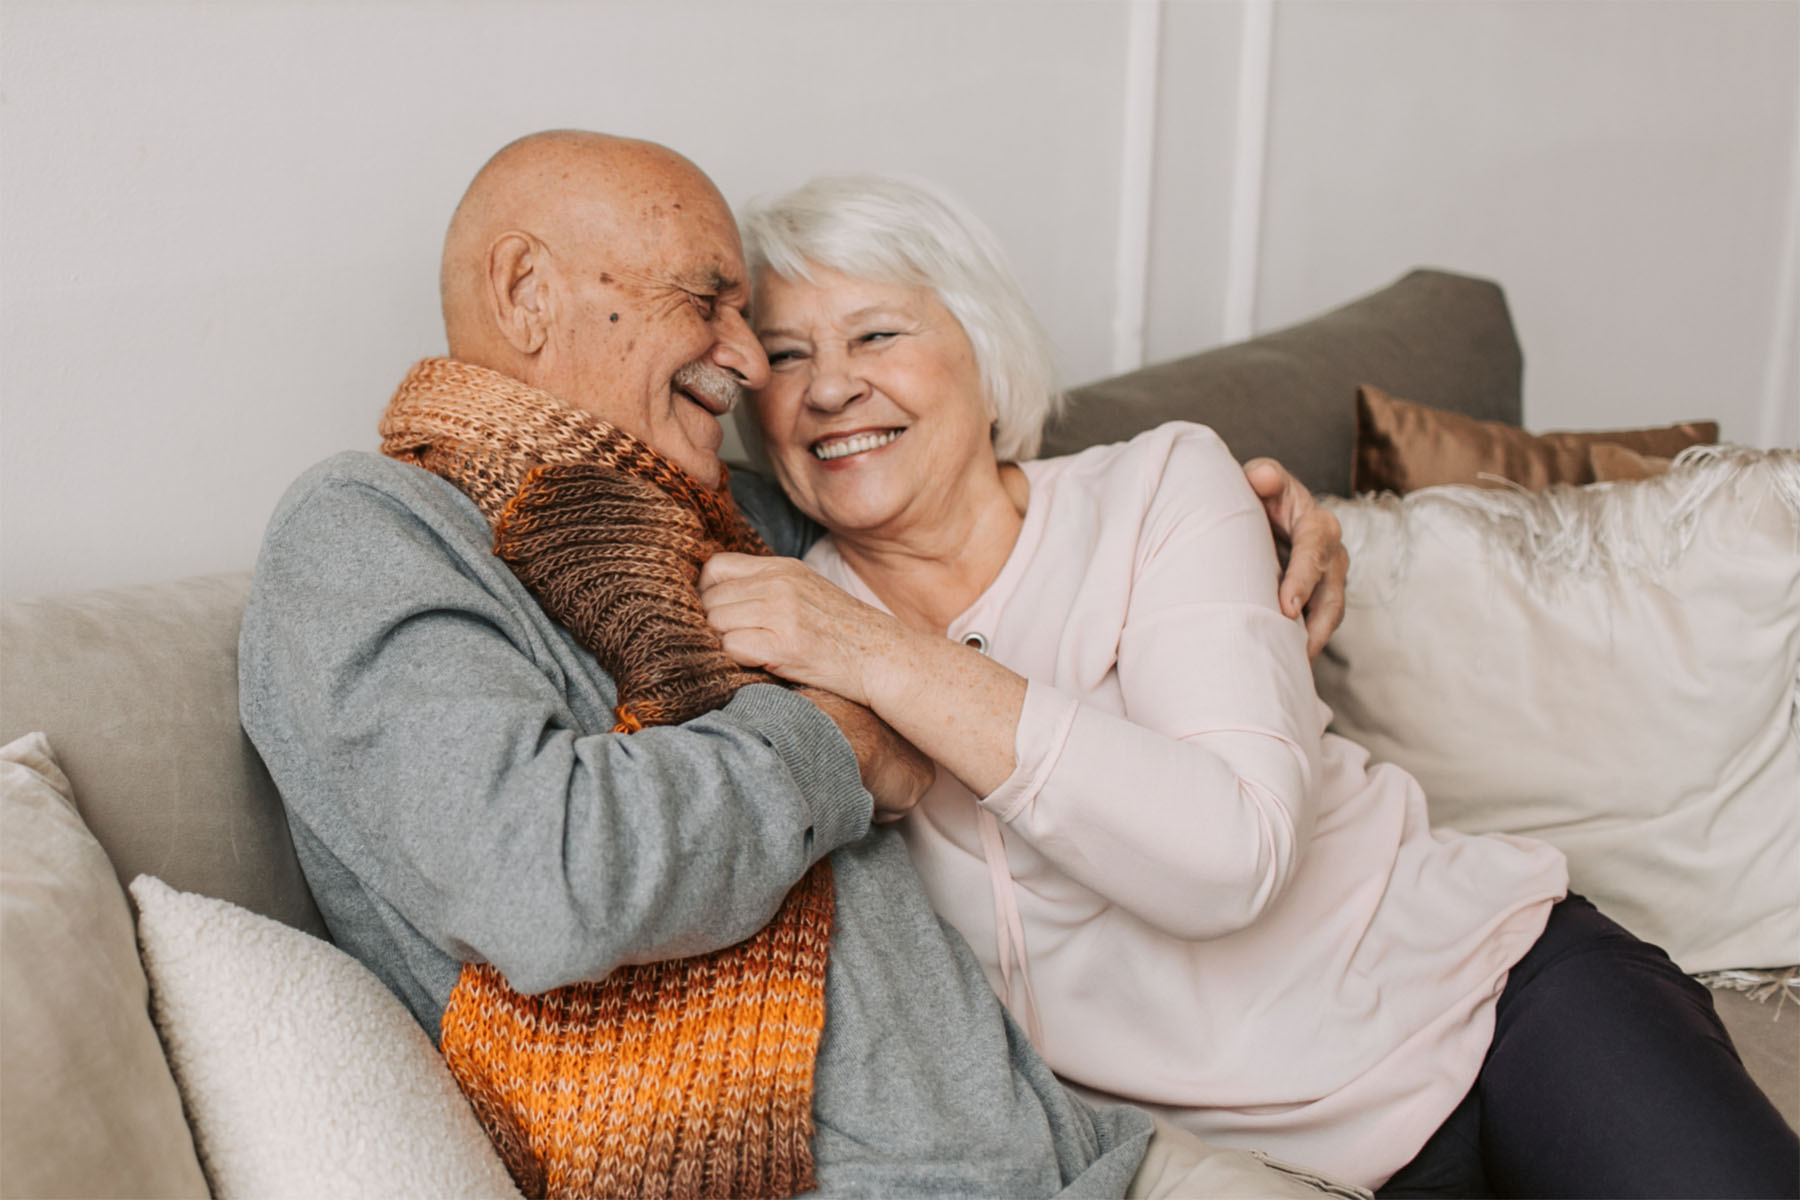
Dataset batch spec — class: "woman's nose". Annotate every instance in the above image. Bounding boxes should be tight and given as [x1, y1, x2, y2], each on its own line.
[806, 353, 866, 412]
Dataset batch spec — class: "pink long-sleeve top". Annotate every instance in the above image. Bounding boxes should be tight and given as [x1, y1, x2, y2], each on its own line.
[803, 423, 1569, 1189]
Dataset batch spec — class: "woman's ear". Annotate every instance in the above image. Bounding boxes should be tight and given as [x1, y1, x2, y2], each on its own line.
[486, 232, 552, 355]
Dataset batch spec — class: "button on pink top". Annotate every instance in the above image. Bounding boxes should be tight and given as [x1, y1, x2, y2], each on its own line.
[803, 422, 1568, 1189]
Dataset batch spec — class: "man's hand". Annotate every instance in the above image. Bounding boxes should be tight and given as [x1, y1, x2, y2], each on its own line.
[1243, 458, 1349, 659]
[795, 686, 933, 823]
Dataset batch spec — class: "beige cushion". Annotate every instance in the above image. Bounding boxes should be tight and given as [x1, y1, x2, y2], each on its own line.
[1130, 1117, 1370, 1199]
[1315, 446, 1800, 973]
[1351, 384, 1717, 494]
[1710, 986, 1800, 1133]
[0, 733, 209, 1200]
[131, 875, 519, 1200]
[0, 573, 325, 937]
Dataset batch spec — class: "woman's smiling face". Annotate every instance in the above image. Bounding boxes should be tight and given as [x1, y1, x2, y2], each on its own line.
[750, 265, 996, 540]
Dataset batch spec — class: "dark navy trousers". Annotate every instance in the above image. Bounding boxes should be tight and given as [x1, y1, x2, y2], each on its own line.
[1378, 895, 1798, 1199]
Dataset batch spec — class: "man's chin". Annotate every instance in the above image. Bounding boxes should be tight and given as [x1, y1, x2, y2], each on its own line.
[672, 419, 727, 488]
[675, 445, 725, 489]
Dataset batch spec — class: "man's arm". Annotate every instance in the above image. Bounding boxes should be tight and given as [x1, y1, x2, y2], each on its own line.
[240, 457, 874, 996]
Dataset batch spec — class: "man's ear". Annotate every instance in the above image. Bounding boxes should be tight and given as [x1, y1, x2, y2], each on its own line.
[486, 232, 552, 355]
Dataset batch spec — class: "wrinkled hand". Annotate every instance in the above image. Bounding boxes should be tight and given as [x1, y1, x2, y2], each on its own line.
[698, 553, 907, 707]
[794, 686, 933, 821]
[699, 553, 930, 819]
[1242, 458, 1349, 659]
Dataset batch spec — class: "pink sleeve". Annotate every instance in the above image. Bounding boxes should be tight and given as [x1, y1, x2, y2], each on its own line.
[980, 426, 1324, 940]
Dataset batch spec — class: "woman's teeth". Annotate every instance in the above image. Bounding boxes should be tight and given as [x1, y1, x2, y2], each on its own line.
[813, 429, 902, 461]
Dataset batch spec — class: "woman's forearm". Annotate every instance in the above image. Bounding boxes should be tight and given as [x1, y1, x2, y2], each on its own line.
[860, 628, 1028, 798]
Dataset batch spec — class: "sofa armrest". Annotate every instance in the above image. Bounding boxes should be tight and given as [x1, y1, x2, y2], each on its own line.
[0, 572, 327, 938]
[1044, 268, 1524, 496]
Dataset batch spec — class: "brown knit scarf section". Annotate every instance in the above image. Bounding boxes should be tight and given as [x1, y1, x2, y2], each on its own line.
[380, 358, 834, 1200]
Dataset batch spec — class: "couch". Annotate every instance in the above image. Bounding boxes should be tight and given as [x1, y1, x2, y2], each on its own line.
[3, 268, 1794, 1198]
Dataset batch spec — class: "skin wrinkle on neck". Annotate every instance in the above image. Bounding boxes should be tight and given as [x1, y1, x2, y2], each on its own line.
[830, 460, 1029, 637]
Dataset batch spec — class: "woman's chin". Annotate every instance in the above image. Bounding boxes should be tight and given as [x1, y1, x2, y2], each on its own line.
[805, 493, 909, 543]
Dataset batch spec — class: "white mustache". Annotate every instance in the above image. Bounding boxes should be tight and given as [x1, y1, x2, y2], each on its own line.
[672, 360, 747, 415]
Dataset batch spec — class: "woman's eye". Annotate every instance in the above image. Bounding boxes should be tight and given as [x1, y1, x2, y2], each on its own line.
[858, 331, 897, 345]
[765, 349, 802, 366]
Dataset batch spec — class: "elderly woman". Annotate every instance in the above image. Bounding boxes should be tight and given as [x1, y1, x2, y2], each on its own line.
[698, 175, 1798, 1199]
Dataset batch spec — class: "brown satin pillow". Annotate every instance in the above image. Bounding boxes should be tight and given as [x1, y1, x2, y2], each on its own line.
[1351, 384, 1716, 494]
[1589, 442, 1673, 482]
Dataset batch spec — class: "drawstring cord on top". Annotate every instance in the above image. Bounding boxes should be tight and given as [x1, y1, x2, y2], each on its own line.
[976, 807, 1046, 1048]
[961, 629, 1046, 1049]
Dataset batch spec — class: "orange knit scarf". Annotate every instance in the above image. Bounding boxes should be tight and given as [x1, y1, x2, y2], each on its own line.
[380, 358, 833, 1200]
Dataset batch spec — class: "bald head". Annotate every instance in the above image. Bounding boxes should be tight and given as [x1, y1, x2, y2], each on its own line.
[440, 131, 720, 361]
[433, 130, 768, 486]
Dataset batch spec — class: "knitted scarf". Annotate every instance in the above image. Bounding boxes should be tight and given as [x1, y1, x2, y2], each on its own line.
[380, 358, 834, 1200]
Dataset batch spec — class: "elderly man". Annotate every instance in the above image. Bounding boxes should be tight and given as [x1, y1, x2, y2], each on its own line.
[239, 130, 1353, 1199]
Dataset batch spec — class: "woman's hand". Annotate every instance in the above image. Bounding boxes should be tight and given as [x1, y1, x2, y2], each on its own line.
[698, 553, 909, 707]
[698, 554, 933, 820]
[1242, 458, 1349, 659]
[701, 553, 1028, 798]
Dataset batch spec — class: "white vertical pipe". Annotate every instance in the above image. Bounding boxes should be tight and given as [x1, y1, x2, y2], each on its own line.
[1111, 0, 1163, 375]
[1222, 0, 1274, 344]
[1757, 57, 1800, 448]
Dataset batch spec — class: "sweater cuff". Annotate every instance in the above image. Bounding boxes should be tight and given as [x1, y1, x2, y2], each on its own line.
[722, 683, 873, 860]
[981, 679, 1080, 823]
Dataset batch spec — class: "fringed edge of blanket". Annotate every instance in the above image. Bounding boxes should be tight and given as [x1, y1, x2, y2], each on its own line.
[1696, 965, 1799, 1014]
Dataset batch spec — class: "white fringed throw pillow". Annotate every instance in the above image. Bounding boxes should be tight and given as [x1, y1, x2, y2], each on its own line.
[1315, 446, 1800, 973]
[131, 875, 520, 1200]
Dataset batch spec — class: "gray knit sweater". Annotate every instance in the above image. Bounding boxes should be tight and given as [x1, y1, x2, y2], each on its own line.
[238, 451, 1151, 1198]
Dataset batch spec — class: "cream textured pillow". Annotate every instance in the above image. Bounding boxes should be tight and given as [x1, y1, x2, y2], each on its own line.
[131, 874, 520, 1200]
[1315, 446, 1800, 973]
[0, 733, 209, 1200]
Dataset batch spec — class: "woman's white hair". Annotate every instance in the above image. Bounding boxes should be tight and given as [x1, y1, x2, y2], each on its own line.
[739, 174, 1064, 461]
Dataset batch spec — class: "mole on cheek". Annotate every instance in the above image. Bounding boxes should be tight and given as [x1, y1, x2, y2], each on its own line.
[610, 313, 619, 323]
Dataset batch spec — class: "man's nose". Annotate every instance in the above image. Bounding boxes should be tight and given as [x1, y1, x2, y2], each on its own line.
[712, 308, 770, 390]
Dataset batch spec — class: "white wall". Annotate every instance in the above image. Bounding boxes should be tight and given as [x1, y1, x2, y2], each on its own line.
[3, 0, 1795, 598]
[1254, 1, 1798, 442]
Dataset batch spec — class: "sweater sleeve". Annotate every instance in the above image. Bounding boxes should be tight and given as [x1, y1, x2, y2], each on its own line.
[239, 457, 872, 996]
[980, 426, 1324, 940]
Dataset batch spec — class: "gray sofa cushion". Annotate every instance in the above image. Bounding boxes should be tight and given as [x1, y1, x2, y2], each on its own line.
[0, 572, 325, 938]
[1045, 268, 1523, 496]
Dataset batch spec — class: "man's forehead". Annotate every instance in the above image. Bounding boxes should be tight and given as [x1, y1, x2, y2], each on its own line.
[568, 189, 745, 288]
[631, 175, 741, 248]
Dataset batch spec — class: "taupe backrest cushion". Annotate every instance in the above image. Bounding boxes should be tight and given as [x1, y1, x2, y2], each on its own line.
[0, 572, 327, 937]
[1045, 268, 1523, 496]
